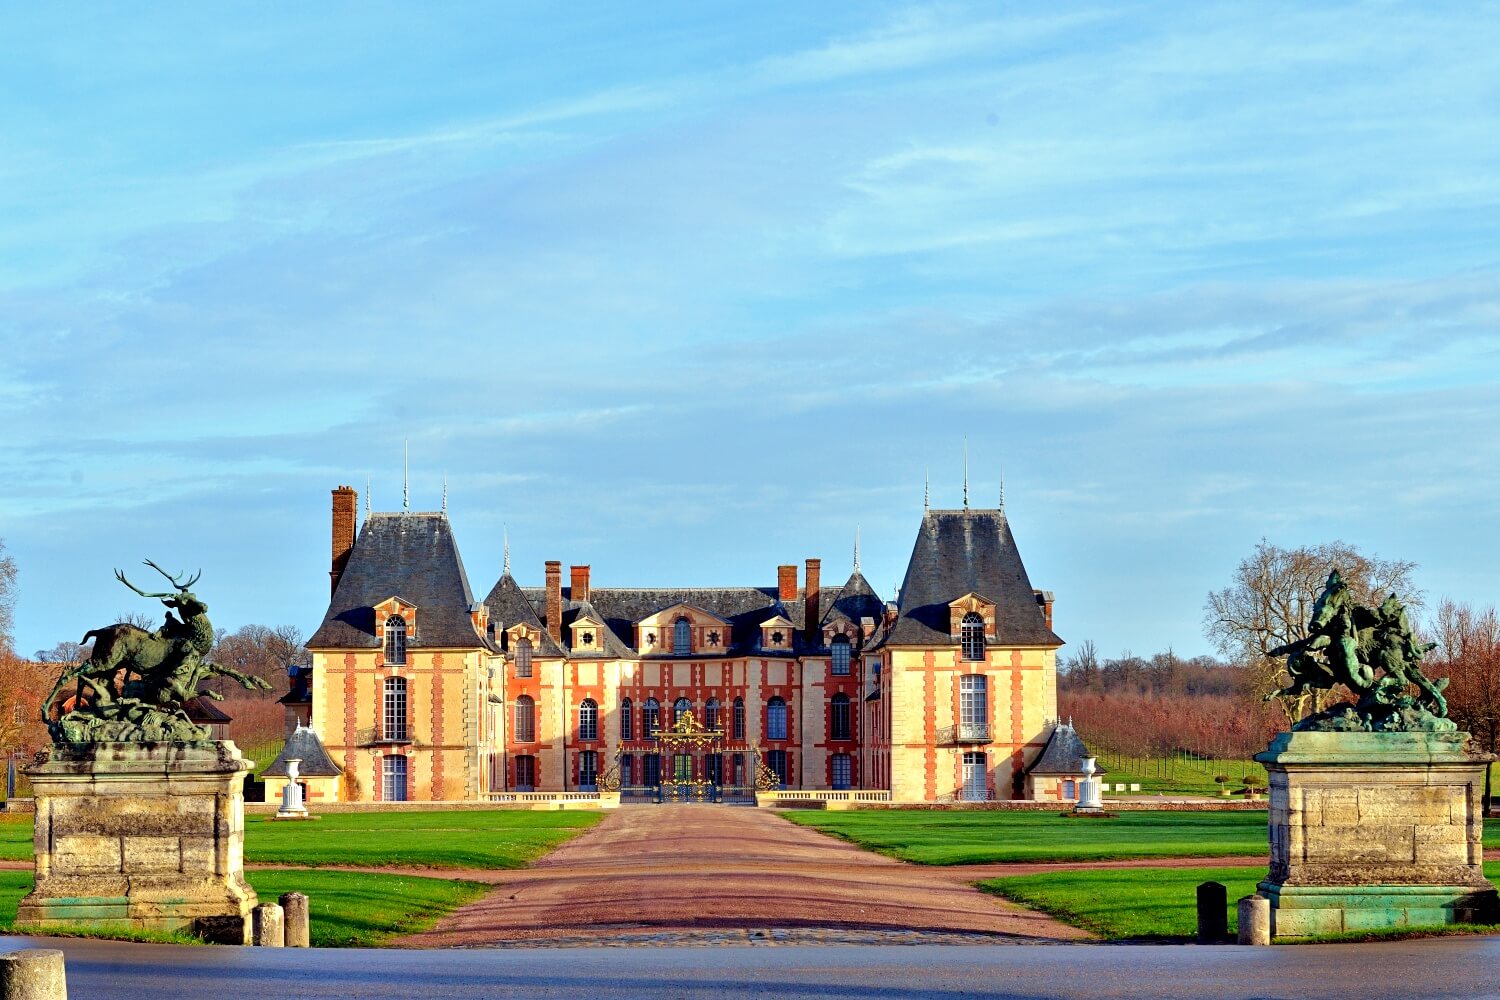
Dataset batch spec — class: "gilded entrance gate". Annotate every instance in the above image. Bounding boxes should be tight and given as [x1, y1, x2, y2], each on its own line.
[598, 711, 776, 803]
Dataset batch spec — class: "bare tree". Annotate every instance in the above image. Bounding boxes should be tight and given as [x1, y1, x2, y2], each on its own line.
[1203, 539, 1420, 723]
[1060, 639, 1100, 687]
[1430, 600, 1500, 753]
[34, 640, 91, 664]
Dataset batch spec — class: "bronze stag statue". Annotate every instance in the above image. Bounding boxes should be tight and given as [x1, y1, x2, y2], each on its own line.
[43, 561, 271, 745]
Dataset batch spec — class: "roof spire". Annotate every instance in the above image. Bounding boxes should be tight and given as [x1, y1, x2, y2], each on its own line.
[998, 468, 1005, 512]
[442, 473, 448, 513]
[962, 437, 969, 509]
[853, 525, 861, 574]
[402, 439, 410, 513]
[923, 468, 930, 511]
[365, 474, 371, 517]
[503, 526, 511, 576]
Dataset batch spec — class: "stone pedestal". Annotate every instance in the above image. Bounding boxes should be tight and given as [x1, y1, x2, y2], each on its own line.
[1256, 731, 1499, 938]
[16, 741, 259, 944]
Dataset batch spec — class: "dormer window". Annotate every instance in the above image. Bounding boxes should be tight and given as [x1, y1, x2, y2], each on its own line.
[831, 635, 851, 675]
[673, 617, 692, 655]
[961, 612, 985, 660]
[384, 615, 407, 665]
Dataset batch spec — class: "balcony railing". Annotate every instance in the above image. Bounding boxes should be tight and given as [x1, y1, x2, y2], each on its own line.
[937, 723, 991, 745]
[355, 726, 415, 747]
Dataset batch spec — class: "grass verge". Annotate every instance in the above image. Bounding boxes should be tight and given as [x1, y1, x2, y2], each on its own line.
[0, 868, 486, 947]
[981, 862, 1500, 942]
[787, 810, 1271, 864]
[243, 809, 603, 868]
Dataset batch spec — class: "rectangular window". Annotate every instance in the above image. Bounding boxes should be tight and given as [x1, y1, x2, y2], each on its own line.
[766, 749, 789, 787]
[831, 753, 852, 790]
[962, 751, 987, 802]
[959, 674, 988, 741]
[674, 753, 692, 783]
[766, 699, 788, 741]
[831, 639, 851, 675]
[579, 750, 598, 791]
[643, 754, 661, 787]
[382, 755, 408, 801]
[514, 754, 536, 792]
[830, 697, 851, 741]
[621, 754, 635, 788]
[733, 699, 745, 741]
[383, 678, 408, 741]
[621, 702, 633, 741]
[705, 752, 723, 785]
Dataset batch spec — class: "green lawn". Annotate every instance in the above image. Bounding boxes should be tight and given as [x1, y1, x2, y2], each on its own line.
[1092, 755, 1268, 797]
[0, 814, 31, 861]
[981, 862, 1500, 941]
[787, 810, 1271, 864]
[243, 809, 603, 869]
[0, 868, 484, 947]
[245, 869, 487, 946]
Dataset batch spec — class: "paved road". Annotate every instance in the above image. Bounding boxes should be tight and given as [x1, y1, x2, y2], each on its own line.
[402, 805, 1084, 945]
[8, 935, 1500, 999]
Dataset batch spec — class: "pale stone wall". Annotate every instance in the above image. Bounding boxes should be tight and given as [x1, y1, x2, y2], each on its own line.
[18, 742, 258, 943]
[886, 645, 1058, 803]
[1259, 731, 1499, 937]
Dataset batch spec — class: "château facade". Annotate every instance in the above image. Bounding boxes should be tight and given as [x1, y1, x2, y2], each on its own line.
[290, 485, 1084, 805]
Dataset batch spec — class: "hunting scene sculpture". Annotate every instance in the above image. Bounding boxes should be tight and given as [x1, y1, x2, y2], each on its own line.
[1268, 568, 1453, 732]
[42, 561, 271, 744]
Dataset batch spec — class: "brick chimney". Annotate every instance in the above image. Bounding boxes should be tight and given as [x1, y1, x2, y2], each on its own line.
[330, 485, 357, 597]
[778, 564, 797, 603]
[570, 565, 591, 603]
[804, 558, 821, 638]
[545, 561, 563, 642]
[1036, 590, 1055, 631]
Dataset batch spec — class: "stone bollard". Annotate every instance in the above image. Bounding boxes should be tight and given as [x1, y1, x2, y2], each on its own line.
[279, 892, 310, 948]
[0, 948, 67, 1000]
[252, 902, 285, 947]
[1196, 881, 1228, 943]
[1237, 894, 1272, 946]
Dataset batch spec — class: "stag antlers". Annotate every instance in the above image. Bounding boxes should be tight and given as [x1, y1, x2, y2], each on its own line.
[115, 559, 202, 599]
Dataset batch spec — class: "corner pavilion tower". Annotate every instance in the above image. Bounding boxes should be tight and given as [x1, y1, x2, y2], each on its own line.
[299, 486, 1078, 804]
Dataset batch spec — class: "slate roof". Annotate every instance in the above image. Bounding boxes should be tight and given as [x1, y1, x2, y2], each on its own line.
[309, 513, 495, 651]
[1027, 722, 1100, 775]
[262, 725, 344, 778]
[182, 696, 231, 724]
[482, 572, 567, 657]
[821, 570, 885, 629]
[884, 508, 1062, 648]
[504, 583, 884, 657]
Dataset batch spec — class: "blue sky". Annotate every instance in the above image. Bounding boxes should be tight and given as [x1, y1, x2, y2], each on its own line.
[3, 2, 1498, 660]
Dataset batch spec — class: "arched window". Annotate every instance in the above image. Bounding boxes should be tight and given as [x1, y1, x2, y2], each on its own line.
[766, 696, 788, 741]
[673, 617, 692, 655]
[384, 615, 407, 665]
[579, 698, 598, 741]
[831, 635, 851, 675]
[620, 697, 633, 741]
[382, 754, 408, 801]
[959, 674, 988, 740]
[514, 694, 535, 743]
[705, 697, 720, 731]
[733, 697, 746, 741]
[961, 612, 985, 661]
[515, 637, 533, 678]
[830, 692, 851, 741]
[383, 676, 408, 741]
[643, 697, 661, 737]
[673, 697, 691, 727]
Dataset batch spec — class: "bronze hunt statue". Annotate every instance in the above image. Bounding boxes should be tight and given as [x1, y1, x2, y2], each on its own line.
[42, 561, 271, 744]
[1267, 568, 1452, 732]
